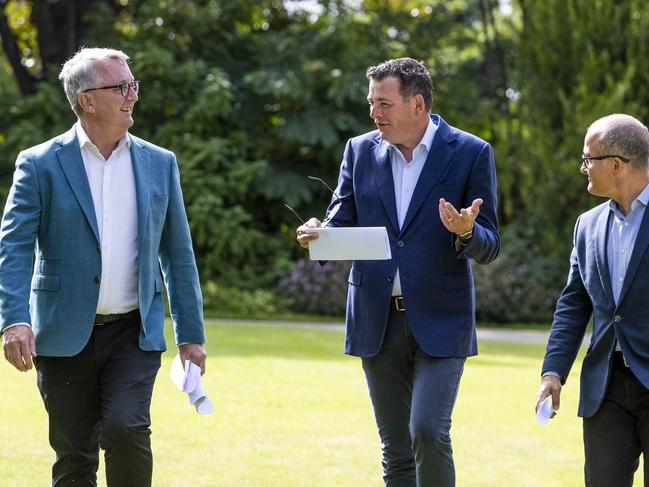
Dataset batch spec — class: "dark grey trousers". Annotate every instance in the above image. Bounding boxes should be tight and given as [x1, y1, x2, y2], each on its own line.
[35, 313, 161, 487]
[361, 308, 465, 487]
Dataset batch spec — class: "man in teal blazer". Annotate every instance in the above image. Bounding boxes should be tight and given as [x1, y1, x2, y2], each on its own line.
[536, 114, 649, 487]
[0, 48, 205, 486]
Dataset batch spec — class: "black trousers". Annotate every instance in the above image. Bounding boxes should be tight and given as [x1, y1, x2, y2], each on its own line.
[584, 353, 649, 487]
[34, 313, 162, 487]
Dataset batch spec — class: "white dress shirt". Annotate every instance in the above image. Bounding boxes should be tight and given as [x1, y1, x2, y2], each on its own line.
[389, 118, 437, 296]
[76, 123, 139, 314]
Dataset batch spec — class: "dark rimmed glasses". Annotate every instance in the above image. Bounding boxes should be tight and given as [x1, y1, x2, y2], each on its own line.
[82, 80, 140, 97]
[581, 153, 629, 168]
[284, 176, 341, 224]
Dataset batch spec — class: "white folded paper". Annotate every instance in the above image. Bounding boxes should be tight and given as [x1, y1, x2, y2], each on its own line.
[536, 395, 554, 425]
[308, 227, 392, 261]
[170, 354, 214, 415]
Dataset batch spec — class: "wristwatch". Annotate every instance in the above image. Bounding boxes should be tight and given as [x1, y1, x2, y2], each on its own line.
[458, 229, 473, 243]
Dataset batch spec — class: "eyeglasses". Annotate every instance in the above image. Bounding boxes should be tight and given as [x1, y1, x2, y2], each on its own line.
[82, 80, 140, 97]
[581, 153, 629, 168]
[284, 176, 342, 224]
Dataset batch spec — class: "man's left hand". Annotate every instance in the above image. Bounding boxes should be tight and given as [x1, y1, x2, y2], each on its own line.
[439, 198, 483, 235]
[178, 343, 207, 375]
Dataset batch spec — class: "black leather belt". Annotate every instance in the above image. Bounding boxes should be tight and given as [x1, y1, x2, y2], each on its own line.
[94, 309, 139, 325]
[391, 296, 405, 312]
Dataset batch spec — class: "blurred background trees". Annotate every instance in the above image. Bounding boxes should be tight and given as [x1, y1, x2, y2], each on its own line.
[1, 0, 647, 322]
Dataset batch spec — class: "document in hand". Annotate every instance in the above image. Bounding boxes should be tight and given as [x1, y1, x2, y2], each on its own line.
[536, 396, 553, 425]
[170, 354, 214, 415]
[307, 227, 392, 261]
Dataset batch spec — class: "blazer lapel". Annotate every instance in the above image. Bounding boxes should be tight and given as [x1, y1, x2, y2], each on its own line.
[130, 137, 150, 251]
[593, 206, 614, 303]
[372, 139, 399, 233]
[400, 115, 456, 234]
[618, 206, 649, 306]
[56, 129, 100, 244]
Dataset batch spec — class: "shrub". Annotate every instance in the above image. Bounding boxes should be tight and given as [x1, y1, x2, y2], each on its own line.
[473, 228, 565, 324]
[202, 281, 290, 319]
[277, 259, 350, 316]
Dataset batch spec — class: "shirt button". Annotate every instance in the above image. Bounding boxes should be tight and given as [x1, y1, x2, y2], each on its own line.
[614, 315, 622, 323]
[397, 241, 405, 247]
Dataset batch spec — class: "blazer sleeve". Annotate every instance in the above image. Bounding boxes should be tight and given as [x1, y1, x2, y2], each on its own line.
[541, 216, 593, 383]
[455, 142, 500, 264]
[324, 139, 358, 228]
[0, 153, 41, 331]
[158, 153, 205, 345]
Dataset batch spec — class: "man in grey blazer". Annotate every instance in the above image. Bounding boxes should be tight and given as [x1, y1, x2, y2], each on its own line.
[536, 114, 649, 487]
[0, 48, 206, 486]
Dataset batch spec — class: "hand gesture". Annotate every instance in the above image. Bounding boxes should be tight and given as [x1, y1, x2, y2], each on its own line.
[439, 198, 483, 235]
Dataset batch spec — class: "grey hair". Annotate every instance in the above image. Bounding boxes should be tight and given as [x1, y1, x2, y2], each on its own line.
[587, 114, 649, 170]
[58, 47, 130, 117]
[366, 57, 433, 112]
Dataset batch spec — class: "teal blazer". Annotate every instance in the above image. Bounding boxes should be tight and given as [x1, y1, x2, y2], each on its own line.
[0, 126, 204, 356]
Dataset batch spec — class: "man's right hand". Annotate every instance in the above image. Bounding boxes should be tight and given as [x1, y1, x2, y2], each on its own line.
[2, 324, 36, 372]
[535, 375, 562, 419]
[296, 218, 322, 248]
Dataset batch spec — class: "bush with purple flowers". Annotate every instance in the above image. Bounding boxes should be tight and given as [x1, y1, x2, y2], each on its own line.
[277, 259, 351, 316]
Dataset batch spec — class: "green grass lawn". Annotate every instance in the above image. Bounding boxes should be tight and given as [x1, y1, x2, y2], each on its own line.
[0, 321, 639, 486]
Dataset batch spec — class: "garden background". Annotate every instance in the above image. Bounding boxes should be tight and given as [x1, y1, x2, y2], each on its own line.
[3, 0, 649, 324]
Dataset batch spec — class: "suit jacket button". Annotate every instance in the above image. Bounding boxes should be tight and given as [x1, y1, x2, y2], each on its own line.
[614, 315, 622, 323]
[94, 276, 101, 284]
[387, 276, 393, 282]
[397, 240, 404, 247]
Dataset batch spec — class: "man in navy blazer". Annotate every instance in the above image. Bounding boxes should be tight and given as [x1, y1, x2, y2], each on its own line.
[0, 48, 205, 486]
[536, 114, 649, 487]
[296, 58, 499, 486]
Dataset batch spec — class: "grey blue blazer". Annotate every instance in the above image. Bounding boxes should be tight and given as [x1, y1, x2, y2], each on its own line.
[543, 201, 649, 418]
[0, 126, 204, 356]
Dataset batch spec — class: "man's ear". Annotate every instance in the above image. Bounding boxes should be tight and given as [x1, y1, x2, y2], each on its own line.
[78, 93, 95, 113]
[413, 94, 425, 114]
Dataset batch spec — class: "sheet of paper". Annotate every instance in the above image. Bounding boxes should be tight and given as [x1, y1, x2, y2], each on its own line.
[536, 396, 553, 425]
[170, 354, 214, 415]
[308, 227, 392, 261]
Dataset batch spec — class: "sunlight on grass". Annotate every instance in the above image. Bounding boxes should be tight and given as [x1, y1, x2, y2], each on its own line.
[0, 321, 641, 486]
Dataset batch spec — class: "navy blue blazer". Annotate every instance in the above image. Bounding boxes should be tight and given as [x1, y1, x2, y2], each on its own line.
[326, 115, 500, 358]
[0, 127, 204, 356]
[543, 201, 649, 418]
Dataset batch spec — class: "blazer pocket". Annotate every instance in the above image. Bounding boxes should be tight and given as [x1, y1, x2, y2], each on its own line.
[442, 271, 472, 290]
[32, 274, 60, 291]
[348, 267, 362, 286]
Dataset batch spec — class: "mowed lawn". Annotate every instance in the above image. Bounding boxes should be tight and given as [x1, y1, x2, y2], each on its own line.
[0, 320, 635, 486]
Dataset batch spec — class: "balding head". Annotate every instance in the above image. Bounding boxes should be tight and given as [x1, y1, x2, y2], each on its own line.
[586, 114, 649, 171]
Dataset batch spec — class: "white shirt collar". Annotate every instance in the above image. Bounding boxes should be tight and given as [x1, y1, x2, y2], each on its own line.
[75, 122, 131, 155]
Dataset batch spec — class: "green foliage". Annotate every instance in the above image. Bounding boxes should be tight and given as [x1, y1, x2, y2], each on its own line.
[201, 281, 289, 318]
[4, 1, 649, 321]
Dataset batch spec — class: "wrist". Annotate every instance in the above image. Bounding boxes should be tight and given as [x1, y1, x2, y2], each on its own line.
[457, 229, 473, 242]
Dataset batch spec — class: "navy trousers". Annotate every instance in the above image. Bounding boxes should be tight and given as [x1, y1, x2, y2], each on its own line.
[361, 308, 465, 487]
[34, 313, 161, 487]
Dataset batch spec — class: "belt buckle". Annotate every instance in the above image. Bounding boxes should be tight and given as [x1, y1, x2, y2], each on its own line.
[393, 296, 405, 312]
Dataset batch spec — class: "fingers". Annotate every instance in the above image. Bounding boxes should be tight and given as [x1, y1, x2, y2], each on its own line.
[2, 324, 36, 372]
[535, 376, 562, 417]
[179, 343, 207, 375]
[296, 217, 322, 248]
[439, 198, 479, 235]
